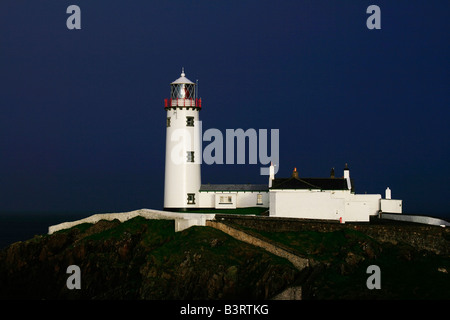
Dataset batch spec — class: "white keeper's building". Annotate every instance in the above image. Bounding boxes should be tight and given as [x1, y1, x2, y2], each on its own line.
[163, 70, 402, 222]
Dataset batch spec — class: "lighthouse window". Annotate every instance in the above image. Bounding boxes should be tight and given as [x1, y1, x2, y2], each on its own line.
[187, 151, 195, 163]
[257, 194, 263, 205]
[186, 116, 194, 127]
[219, 196, 233, 204]
[166, 117, 171, 127]
[187, 193, 195, 204]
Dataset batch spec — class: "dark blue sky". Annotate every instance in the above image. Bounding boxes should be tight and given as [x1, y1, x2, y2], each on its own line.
[1, 1, 449, 217]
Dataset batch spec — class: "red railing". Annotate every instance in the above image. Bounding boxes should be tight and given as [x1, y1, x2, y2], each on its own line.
[164, 98, 202, 108]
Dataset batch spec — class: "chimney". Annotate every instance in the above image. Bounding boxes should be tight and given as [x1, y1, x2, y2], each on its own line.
[330, 167, 335, 178]
[343, 163, 351, 190]
[269, 162, 275, 187]
[292, 167, 299, 179]
[385, 187, 391, 200]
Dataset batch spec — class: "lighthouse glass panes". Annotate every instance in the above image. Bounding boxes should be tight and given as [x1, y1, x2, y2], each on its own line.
[171, 83, 195, 99]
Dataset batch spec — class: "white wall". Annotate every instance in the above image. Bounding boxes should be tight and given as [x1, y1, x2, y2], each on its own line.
[164, 107, 201, 209]
[269, 190, 381, 222]
[270, 190, 344, 221]
[348, 194, 381, 217]
[48, 209, 216, 234]
[198, 191, 269, 209]
[380, 199, 402, 213]
[198, 192, 215, 208]
[236, 192, 269, 208]
[344, 201, 370, 222]
[380, 213, 448, 226]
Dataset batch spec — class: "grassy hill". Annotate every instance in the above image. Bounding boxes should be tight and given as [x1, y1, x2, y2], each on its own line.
[245, 227, 450, 299]
[1, 215, 449, 299]
[220, 216, 450, 299]
[0, 216, 298, 299]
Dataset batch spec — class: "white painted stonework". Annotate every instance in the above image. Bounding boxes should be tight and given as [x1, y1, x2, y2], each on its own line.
[164, 71, 201, 210]
[48, 209, 215, 234]
[269, 186, 401, 222]
[380, 199, 402, 213]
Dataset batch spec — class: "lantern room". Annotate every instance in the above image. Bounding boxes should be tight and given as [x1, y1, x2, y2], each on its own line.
[165, 68, 201, 109]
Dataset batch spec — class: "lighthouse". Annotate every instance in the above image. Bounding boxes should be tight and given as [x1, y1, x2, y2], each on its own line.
[164, 69, 202, 211]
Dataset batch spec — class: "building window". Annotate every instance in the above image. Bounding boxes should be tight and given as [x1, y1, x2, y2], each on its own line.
[219, 195, 233, 204]
[187, 193, 195, 204]
[166, 117, 171, 127]
[186, 116, 194, 127]
[186, 151, 195, 163]
[257, 194, 263, 205]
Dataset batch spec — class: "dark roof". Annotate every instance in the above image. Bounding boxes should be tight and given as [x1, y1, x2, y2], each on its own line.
[270, 178, 320, 190]
[200, 184, 269, 192]
[303, 178, 350, 190]
[270, 177, 352, 191]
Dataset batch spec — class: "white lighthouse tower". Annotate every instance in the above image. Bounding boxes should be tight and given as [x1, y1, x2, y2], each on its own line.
[164, 69, 202, 211]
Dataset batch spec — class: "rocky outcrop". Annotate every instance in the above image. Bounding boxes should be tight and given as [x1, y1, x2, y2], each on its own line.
[206, 220, 310, 271]
[1, 215, 449, 300]
[272, 286, 302, 300]
[0, 217, 300, 299]
[216, 215, 450, 255]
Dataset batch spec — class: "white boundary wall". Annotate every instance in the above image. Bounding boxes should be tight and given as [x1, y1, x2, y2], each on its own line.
[48, 208, 216, 234]
[380, 213, 449, 227]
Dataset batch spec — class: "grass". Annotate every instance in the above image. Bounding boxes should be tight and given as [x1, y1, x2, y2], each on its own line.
[53, 216, 450, 299]
[237, 224, 450, 299]
[81, 217, 175, 243]
[247, 227, 375, 263]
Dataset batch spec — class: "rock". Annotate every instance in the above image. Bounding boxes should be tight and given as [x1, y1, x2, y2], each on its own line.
[345, 252, 364, 266]
[362, 242, 377, 259]
[2, 215, 448, 300]
[209, 238, 223, 247]
[0, 216, 300, 300]
[272, 286, 302, 300]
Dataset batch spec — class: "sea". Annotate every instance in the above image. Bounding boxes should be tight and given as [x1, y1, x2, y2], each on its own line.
[0, 212, 93, 249]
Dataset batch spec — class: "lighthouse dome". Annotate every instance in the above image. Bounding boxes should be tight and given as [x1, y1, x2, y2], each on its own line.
[171, 68, 194, 85]
[170, 68, 196, 100]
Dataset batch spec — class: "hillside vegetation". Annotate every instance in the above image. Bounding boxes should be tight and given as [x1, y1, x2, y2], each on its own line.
[0, 217, 298, 299]
[1, 216, 449, 299]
